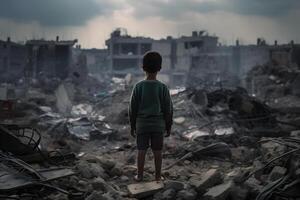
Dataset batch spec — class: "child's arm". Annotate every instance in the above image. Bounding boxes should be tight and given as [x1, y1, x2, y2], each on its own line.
[129, 86, 138, 137]
[163, 87, 173, 136]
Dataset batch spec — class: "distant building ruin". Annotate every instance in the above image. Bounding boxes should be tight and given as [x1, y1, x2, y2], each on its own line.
[106, 29, 299, 87]
[26, 37, 77, 79]
[105, 28, 153, 77]
[0, 31, 299, 88]
[0, 38, 27, 82]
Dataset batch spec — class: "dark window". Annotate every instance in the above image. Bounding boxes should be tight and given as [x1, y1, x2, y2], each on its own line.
[113, 44, 120, 55]
[184, 42, 189, 49]
[120, 43, 138, 55]
[190, 41, 204, 48]
[3, 57, 8, 71]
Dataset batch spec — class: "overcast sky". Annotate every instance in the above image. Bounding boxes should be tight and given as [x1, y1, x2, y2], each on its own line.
[0, 0, 299, 48]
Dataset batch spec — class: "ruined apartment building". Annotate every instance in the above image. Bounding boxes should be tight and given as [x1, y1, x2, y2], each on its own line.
[0, 38, 27, 82]
[105, 29, 219, 85]
[80, 48, 109, 74]
[105, 29, 154, 76]
[26, 37, 78, 80]
[105, 29, 300, 87]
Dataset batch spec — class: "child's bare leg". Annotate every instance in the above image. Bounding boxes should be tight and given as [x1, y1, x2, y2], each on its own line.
[153, 150, 162, 181]
[137, 150, 147, 180]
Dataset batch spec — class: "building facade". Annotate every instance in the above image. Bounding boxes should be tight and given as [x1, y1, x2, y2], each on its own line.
[26, 37, 77, 79]
[0, 38, 27, 82]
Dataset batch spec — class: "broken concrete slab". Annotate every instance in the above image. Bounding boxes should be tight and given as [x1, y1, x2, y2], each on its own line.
[268, 166, 287, 182]
[127, 181, 164, 198]
[291, 130, 300, 138]
[202, 181, 233, 200]
[164, 180, 185, 191]
[76, 160, 106, 179]
[260, 140, 287, 161]
[0, 167, 75, 192]
[189, 168, 223, 194]
[161, 188, 177, 200]
[55, 83, 74, 115]
[176, 189, 197, 200]
[229, 185, 249, 200]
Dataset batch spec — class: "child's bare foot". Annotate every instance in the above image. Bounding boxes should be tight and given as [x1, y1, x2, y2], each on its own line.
[134, 175, 143, 182]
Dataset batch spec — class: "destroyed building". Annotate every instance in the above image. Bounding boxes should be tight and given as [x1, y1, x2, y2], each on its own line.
[80, 48, 109, 74]
[105, 29, 300, 88]
[105, 28, 154, 77]
[105, 29, 220, 86]
[0, 38, 27, 82]
[26, 37, 78, 80]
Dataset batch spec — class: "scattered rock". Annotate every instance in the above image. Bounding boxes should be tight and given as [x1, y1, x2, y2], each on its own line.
[203, 181, 233, 200]
[92, 177, 107, 191]
[109, 165, 123, 177]
[176, 189, 197, 200]
[86, 191, 104, 200]
[291, 130, 300, 138]
[161, 188, 177, 200]
[76, 160, 106, 179]
[268, 166, 287, 182]
[164, 180, 185, 191]
[261, 141, 287, 161]
[89, 163, 106, 178]
[231, 146, 255, 163]
[77, 180, 92, 192]
[127, 181, 164, 199]
[189, 168, 223, 194]
[77, 160, 93, 179]
[229, 185, 249, 200]
[120, 175, 129, 182]
[244, 177, 263, 196]
[174, 117, 185, 124]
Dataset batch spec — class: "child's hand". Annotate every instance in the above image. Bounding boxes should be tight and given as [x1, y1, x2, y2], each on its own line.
[165, 130, 171, 137]
[130, 129, 136, 138]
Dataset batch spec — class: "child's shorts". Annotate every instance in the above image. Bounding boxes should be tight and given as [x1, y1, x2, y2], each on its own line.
[136, 132, 164, 150]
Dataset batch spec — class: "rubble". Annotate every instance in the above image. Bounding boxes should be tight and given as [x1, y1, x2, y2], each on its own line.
[189, 168, 222, 194]
[127, 181, 164, 198]
[202, 181, 233, 200]
[0, 55, 300, 200]
[268, 166, 287, 182]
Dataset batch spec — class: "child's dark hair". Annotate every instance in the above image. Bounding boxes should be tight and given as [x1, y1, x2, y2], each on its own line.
[142, 51, 162, 73]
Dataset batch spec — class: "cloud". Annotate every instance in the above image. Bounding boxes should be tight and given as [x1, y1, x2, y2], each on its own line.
[128, 0, 300, 20]
[0, 0, 120, 26]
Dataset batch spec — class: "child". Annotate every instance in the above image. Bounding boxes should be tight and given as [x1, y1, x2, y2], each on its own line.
[129, 51, 173, 182]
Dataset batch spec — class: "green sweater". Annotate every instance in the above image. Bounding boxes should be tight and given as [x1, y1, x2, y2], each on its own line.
[129, 80, 173, 134]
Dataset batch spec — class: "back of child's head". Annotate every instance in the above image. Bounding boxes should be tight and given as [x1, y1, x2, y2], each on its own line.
[142, 51, 162, 73]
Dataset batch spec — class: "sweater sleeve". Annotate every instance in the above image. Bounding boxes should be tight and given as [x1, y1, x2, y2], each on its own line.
[129, 85, 139, 130]
[163, 86, 173, 131]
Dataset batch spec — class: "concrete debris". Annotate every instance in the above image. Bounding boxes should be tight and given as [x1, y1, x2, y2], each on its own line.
[164, 180, 185, 191]
[290, 130, 300, 137]
[161, 188, 177, 200]
[0, 44, 300, 200]
[55, 83, 74, 114]
[174, 117, 186, 124]
[260, 140, 287, 161]
[176, 189, 197, 200]
[268, 166, 287, 182]
[189, 168, 223, 194]
[202, 181, 233, 200]
[127, 181, 164, 198]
